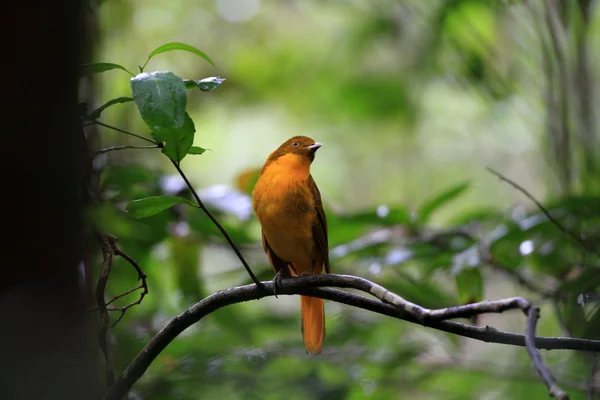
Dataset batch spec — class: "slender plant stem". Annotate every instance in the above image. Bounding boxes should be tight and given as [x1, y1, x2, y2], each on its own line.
[92, 120, 157, 145]
[171, 160, 262, 286]
[95, 145, 159, 155]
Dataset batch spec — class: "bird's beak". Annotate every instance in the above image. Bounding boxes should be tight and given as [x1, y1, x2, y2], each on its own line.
[306, 142, 322, 151]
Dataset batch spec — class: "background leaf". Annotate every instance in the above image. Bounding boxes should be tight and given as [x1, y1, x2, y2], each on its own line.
[187, 146, 206, 155]
[142, 42, 216, 70]
[454, 267, 484, 303]
[126, 196, 191, 218]
[86, 96, 133, 120]
[418, 182, 471, 224]
[82, 62, 133, 76]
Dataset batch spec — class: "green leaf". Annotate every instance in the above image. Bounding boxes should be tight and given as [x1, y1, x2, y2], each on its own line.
[130, 71, 195, 162]
[454, 267, 483, 303]
[418, 182, 470, 224]
[81, 62, 134, 76]
[183, 76, 226, 92]
[153, 114, 196, 163]
[488, 222, 527, 269]
[141, 42, 216, 71]
[90, 204, 152, 239]
[187, 146, 206, 155]
[386, 206, 412, 225]
[126, 196, 192, 219]
[86, 96, 133, 120]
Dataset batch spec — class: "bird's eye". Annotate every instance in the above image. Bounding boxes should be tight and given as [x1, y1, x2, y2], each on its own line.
[291, 141, 299, 147]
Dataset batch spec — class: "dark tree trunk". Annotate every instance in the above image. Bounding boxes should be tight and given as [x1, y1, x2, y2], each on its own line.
[0, 0, 100, 399]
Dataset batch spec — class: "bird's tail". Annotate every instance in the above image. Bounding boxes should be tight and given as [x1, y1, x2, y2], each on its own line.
[300, 295, 325, 354]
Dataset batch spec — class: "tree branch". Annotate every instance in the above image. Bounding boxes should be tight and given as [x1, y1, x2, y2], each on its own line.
[525, 307, 569, 399]
[171, 160, 262, 286]
[103, 274, 599, 400]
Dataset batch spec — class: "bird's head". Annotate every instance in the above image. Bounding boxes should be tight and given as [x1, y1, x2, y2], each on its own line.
[267, 136, 322, 164]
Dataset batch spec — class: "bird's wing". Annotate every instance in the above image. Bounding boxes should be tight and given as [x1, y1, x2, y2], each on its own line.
[262, 231, 289, 274]
[308, 175, 330, 273]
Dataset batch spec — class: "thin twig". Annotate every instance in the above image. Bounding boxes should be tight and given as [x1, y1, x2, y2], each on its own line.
[92, 120, 157, 145]
[86, 285, 146, 315]
[525, 307, 570, 399]
[103, 274, 599, 400]
[106, 285, 144, 307]
[106, 238, 149, 328]
[86, 239, 149, 325]
[171, 159, 261, 286]
[106, 285, 144, 311]
[486, 168, 600, 258]
[95, 145, 159, 155]
[95, 234, 115, 388]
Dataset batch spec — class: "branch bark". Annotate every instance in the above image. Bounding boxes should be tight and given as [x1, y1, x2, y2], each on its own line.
[525, 307, 569, 399]
[103, 274, 599, 400]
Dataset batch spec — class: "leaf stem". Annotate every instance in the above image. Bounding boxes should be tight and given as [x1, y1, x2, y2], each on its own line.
[95, 145, 159, 155]
[171, 160, 262, 287]
[91, 120, 157, 145]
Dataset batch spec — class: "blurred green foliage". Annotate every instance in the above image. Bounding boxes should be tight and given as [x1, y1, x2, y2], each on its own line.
[85, 0, 599, 398]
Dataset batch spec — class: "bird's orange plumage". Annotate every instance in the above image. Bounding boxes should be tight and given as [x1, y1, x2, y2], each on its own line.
[252, 136, 329, 354]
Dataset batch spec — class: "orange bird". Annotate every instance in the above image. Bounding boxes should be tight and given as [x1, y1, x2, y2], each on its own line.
[252, 136, 329, 354]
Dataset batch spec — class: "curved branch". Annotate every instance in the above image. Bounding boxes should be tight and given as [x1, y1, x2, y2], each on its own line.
[526, 307, 569, 399]
[103, 274, 599, 400]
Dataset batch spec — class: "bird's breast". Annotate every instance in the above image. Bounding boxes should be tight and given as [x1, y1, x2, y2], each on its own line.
[253, 168, 317, 263]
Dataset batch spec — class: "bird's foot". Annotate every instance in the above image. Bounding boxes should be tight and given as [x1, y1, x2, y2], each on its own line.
[273, 267, 292, 299]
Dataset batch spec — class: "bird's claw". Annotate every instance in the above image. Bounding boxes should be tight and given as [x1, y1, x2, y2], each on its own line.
[272, 267, 291, 299]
